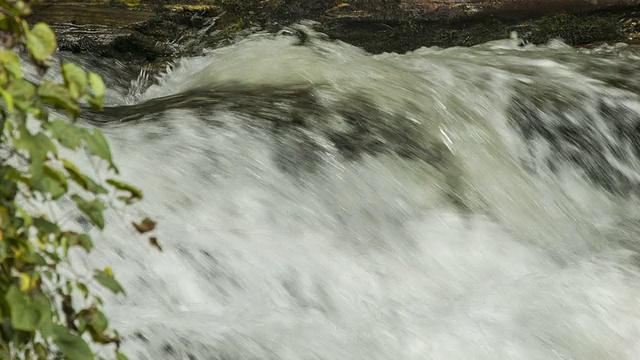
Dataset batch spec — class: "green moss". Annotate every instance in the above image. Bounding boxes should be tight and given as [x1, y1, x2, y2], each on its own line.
[516, 13, 622, 44]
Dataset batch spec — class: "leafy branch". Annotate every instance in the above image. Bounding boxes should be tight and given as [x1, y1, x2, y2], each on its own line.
[0, 1, 157, 359]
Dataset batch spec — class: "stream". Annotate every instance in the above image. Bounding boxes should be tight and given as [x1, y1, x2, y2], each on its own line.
[41, 27, 640, 359]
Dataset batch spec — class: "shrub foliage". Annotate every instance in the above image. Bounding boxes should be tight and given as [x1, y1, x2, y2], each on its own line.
[0, 1, 152, 359]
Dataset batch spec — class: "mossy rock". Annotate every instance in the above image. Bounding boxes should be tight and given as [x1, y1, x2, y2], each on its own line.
[29, 0, 640, 67]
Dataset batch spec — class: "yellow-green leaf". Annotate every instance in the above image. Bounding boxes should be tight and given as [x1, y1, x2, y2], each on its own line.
[0, 49, 20, 65]
[19, 273, 32, 292]
[26, 23, 56, 62]
[0, 49, 21, 78]
[62, 63, 87, 99]
[88, 72, 105, 109]
[7, 78, 36, 110]
[0, 88, 14, 112]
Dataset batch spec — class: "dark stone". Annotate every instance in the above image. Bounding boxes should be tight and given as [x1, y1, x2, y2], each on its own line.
[507, 84, 640, 196]
[28, 1, 640, 67]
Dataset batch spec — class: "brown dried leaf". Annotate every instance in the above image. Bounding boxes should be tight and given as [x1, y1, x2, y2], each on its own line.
[132, 218, 156, 233]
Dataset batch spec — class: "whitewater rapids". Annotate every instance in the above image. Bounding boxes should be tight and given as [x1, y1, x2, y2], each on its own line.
[46, 28, 640, 359]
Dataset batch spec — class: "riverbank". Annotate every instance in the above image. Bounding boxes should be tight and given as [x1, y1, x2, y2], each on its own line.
[30, 0, 640, 66]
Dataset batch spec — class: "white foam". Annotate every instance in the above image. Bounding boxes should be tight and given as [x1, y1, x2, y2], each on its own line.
[55, 31, 640, 359]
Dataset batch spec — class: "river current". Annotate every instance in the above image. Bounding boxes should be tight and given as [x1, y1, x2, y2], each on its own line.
[37, 27, 640, 359]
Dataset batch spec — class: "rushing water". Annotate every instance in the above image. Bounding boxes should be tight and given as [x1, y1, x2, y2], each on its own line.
[41, 27, 640, 359]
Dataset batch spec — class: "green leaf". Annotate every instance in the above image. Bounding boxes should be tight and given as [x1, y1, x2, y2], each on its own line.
[62, 159, 107, 194]
[88, 72, 105, 109]
[49, 120, 83, 149]
[13, 126, 58, 187]
[13, 127, 58, 176]
[90, 309, 108, 333]
[94, 270, 125, 294]
[0, 168, 19, 199]
[33, 217, 59, 235]
[0, 4, 32, 17]
[0, 88, 14, 112]
[5, 285, 52, 331]
[34, 131, 58, 156]
[34, 342, 47, 358]
[71, 194, 106, 229]
[7, 78, 35, 98]
[25, 23, 56, 62]
[19, 273, 35, 292]
[0, 49, 19, 63]
[13, 130, 58, 179]
[7, 78, 36, 110]
[76, 315, 87, 333]
[0, 241, 9, 260]
[107, 178, 142, 202]
[15, 3, 32, 15]
[0, 49, 22, 78]
[51, 325, 94, 360]
[61, 231, 93, 253]
[31, 165, 68, 199]
[21, 252, 46, 266]
[83, 128, 117, 172]
[62, 63, 88, 99]
[38, 81, 80, 117]
[77, 235, 93, 252]
[76, 283, 89, 298]
[117, 352, 130, 360]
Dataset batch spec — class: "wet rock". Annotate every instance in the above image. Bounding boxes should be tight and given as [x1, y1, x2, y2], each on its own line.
[507, 84, 640, 196]
[28, 0, 640, 66]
